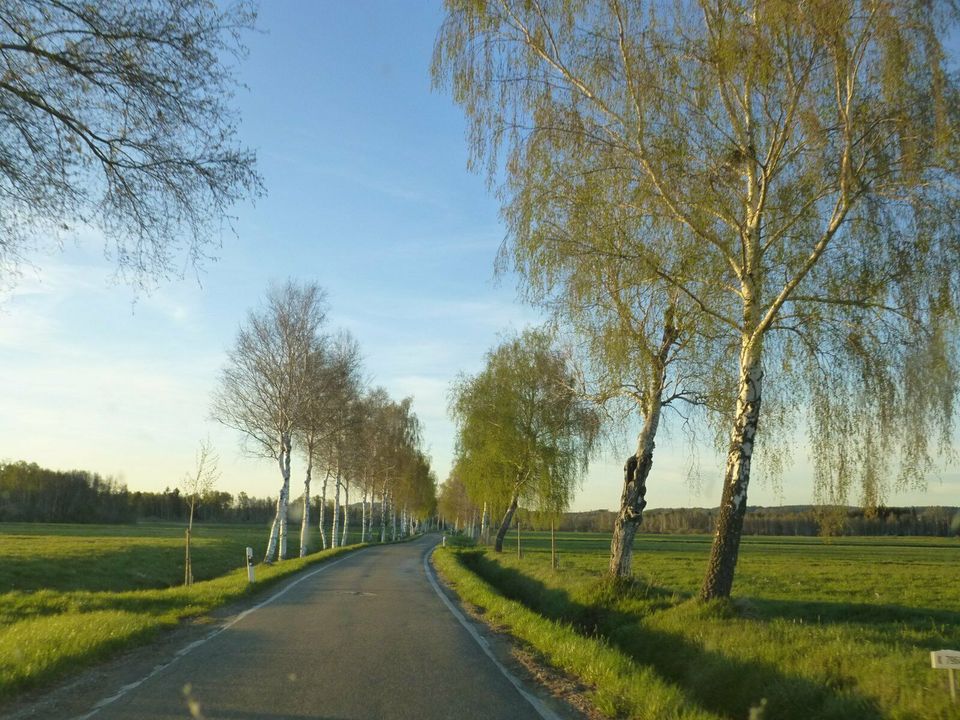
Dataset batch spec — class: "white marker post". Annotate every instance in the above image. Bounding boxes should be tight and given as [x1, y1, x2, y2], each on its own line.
[246, 547, 255, 583]
[931, 649, 960, 703]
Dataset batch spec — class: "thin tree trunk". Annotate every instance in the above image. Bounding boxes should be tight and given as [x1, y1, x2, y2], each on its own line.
[184, 501, 193, 586]
[299, 453, 313, 558]
[609, 401, 662, 578]
[361, 488, 368, 543]
[184, 527, 191, 585]
[341, 478, 350, 546]
[480, 501, 489, 545]
[279, 432, 292, 560]
[391, 498, 397, 541]
[608, 307, 675, 579]
[700, 350, 764, 601]
[494, 492, 519, 553]
[265, 433, 292, 563]
[332, 464, 341, 549]
[380, 482, 388, 542]
[318, 470, 329, 550]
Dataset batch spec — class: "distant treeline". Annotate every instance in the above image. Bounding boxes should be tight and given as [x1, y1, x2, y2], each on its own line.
[560, 505, 960, 537]
[0, 461, 347, 525]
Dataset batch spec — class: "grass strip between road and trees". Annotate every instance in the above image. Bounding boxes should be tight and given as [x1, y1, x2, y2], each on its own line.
[432, 546, 722, 720]
[0, 543, 368, 700]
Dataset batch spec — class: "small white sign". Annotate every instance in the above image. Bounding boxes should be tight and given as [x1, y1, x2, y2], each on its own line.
[931, 650, 960, 669]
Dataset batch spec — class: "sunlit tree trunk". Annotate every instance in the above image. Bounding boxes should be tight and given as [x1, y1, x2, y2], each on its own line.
[609, 306, 675, 578]
[700, 344, 764, 600]
[299, 452, 313, 558]
[360, 487, 368, 543]
[494, 491, 519, 553]
[265, 432, 292, 562]
[609, 401, 661, 577]
[341, 478, 350, 546]
[332, 464, 341, 549]
[391, 498, 397, 541]
[380, 482, 388, 542]
[318, 469, 329, 550]
[480, 501, 489, 544]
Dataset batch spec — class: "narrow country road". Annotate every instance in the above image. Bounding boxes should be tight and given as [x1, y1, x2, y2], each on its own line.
[77, 536, 551, 720]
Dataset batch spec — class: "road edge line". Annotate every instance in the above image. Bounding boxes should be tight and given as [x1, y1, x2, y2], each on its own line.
[423, 545, 562, 720]
[69, 549, 364, 720]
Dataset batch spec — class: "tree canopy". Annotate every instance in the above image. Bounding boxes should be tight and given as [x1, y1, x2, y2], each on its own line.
[450, 329, 599, 550]
[0, 0, 261, 286]
[435, 0, 960, 597]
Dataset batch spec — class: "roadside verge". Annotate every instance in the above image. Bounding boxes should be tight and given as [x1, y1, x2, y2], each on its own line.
[430, 547, 720, 720]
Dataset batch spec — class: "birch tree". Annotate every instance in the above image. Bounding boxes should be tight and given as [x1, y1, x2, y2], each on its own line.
[450, 330, 599, 552]
[212, 281, 327, 563]
[297, 331, 362, 557]
[180, 439, 219, 586]
[0, 0, 260, 288]
[434, 0, 960, 597]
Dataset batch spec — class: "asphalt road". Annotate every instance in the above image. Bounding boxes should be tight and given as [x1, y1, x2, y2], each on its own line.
[81, 536, 549, 720]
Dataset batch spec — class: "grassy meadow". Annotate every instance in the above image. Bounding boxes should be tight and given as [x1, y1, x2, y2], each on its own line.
[0, 522, 366, 700]
[434, 531, 960, 720]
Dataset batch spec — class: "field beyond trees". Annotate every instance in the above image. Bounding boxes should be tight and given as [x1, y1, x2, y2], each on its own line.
[434, 531, 960, 720]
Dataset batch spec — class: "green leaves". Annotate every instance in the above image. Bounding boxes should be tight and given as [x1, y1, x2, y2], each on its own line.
[450, 329, 598, 514]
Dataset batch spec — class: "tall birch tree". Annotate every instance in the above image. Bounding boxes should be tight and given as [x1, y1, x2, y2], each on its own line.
[297, 331, 363, 557]
[212, 281, 327, 562]
[434, 0, 960, 598]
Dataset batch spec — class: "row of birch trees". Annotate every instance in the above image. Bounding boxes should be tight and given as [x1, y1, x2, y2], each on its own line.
[212, 280, 437, 562]
[434, 0, 960, 599]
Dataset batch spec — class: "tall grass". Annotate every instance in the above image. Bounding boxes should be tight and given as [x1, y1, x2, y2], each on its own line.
[435, 532, 960, 720]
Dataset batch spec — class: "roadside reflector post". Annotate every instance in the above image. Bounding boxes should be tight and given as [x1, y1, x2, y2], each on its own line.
[246, 547, 255, 583]
[442, 535, 446, 547]
[931, 650, 960, 703]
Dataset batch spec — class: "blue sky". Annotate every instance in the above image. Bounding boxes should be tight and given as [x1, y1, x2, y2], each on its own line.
[0, 1, 957, 512]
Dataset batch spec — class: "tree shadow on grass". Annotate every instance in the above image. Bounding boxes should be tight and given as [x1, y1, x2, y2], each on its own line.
[459, 551, 884, 720]
[749, 597, 960, 630]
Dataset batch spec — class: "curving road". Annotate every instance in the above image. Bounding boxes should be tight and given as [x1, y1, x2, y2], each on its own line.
[72, 536, 554, 720]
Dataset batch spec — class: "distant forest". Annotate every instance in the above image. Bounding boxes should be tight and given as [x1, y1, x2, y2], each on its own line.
[0, 461, 312, 525]
[560, 505, 960, 538]
[3, 461, 958, 537]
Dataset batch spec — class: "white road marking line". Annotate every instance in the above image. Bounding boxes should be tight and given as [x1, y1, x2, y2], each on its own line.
[423, 545, 562, 720]
[69, 550, 363, 720]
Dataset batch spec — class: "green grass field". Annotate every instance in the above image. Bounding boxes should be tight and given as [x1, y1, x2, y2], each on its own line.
[0, 522, 367, 700]
[435, 531, 960, 720]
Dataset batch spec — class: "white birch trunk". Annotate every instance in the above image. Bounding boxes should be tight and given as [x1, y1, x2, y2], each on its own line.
[379, 483, 388, 543]
[391, 499, 397, 541]
[360, 488, 368, 543]
[264, 431, 292, 563]
[299, 453, 313, 558]
[700, 343, 764, 600]
[318, 469, 329, 550]
[341, 478, 350, 546]
[332, 464, 341, 549]
[480, 501, 489, 545]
